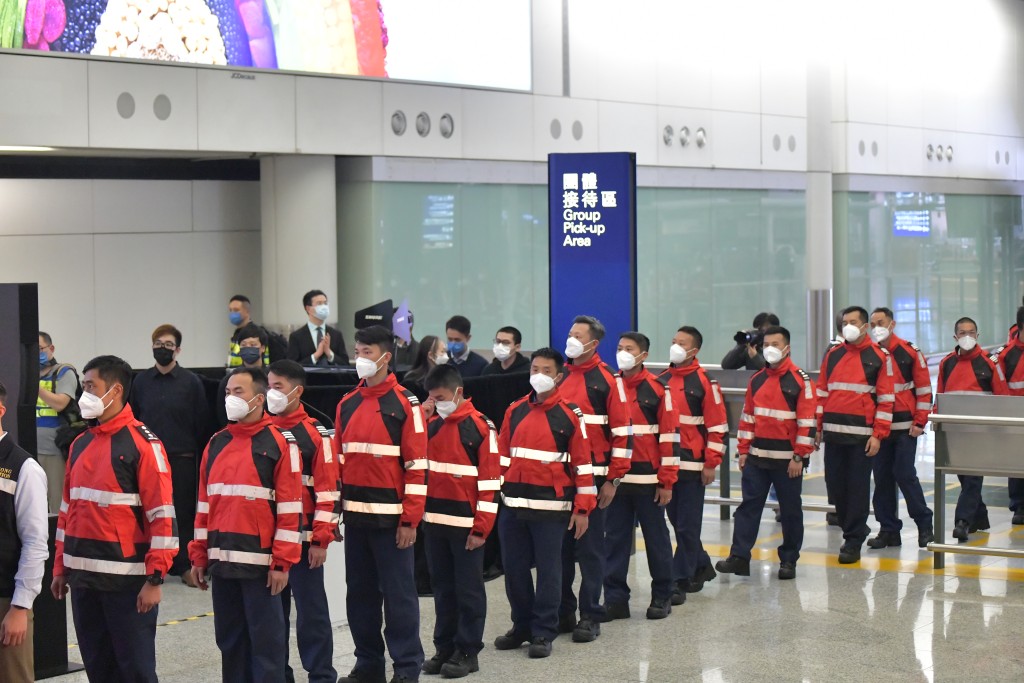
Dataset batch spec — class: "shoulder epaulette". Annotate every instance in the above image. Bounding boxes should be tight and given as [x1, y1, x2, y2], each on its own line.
[135, 424, 160, 442]
[276, 428, 297, 444]
[312, 421, 330, 438]
[398, 387, 420, 406]
[566, 402, 585, 421]
[796, 368, 811, 382]
[907, 340, 921, 352]
[482, 416, 497, 432]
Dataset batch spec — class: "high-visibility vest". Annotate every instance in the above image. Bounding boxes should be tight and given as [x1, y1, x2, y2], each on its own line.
[37, 366, 72, 427]
[227, 340, 270, 368]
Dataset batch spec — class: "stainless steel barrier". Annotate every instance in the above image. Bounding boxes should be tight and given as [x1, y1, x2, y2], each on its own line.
[927, 394, 1024, 568]
[706, 370, 757, 519]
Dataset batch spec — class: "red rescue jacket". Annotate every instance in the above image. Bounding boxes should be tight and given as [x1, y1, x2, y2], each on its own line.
[660, 358, 728, 475]
[189, 414, 303, 578]
[619, 367, 679, 491]
[55, 405, 178, 590]
[272, 407, 341, 547]
[991, 337, 1024, 396]
[738, 357, 817, 468]
[498, 387, 597, 521]
[879, 334, 932, 432]
[559, 354, 632, 479]
[817, 337, 895, 444]
[334, 373, 428, 529]
[424, 398, 501, 539]
[937, 345, 1009, 396]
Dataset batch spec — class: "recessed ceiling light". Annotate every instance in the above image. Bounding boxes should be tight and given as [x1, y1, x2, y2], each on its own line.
[0, 146, 58, 152]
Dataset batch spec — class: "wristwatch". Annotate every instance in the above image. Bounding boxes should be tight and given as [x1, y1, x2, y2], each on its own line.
[611, 477, 622, 488]
[145, 572, 164, 586]
[791, 455, 805, 463]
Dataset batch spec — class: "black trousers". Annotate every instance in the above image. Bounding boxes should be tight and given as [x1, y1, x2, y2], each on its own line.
[169, 452, 198, 576]
[71, 586, 157, 683]
[423, 525, 487, 656]
[824, 442, 874, 548]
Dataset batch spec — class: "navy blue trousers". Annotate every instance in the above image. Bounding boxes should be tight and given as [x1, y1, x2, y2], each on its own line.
[872, 432, 932, 533]
[560, 504, 607, 620]
[1009, 478, 1024, 512]
[668, 476, 712, 581]
[282, 546, 337, 683]
[423, 524, 487, 656]
[344, 524, 423, 680]
[824, 442, 874, 548]
[955, 475, 989, 524]
[730, 463, 804, 564]
[499, 511, 565, 641]
[604, 491, 673, 604]
[71, 586, 158, 683]
[211, 576, 287, 683]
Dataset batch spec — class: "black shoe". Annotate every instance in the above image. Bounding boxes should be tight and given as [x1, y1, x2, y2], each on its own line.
[867, 531, 902, 549]
[482, 565, 504, 582]
[826, 512, 840, 527]
[440, 651, 479, 679]
[422, 651, 453, 676]
[340, 670, 386, 683]
[645, 598, 672, 620]
[838, 545, 861, 564]
[715, 555, 751, 576]
[571, 617, 600, 643]
[557, 612, 577, 634]
[778, 562, 796, 580]
[774, 508, 782, 522]
[493, 629, 530, 650]
[527, 637, 552, 659]
[918, 525, 934, 548]
[953, 519, 970, 542]
[1013, 511, 1024, 526]
[604, 601, 630, 621]
[670, 582, 687, 606]
[970, 511, 990, 533]
[390, 676, 418, 683]
[686, 564, 717, 593]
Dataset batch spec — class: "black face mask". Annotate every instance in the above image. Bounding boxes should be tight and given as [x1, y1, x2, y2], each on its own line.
[153, 347, 175, 367]
[239, 347, 262, 365]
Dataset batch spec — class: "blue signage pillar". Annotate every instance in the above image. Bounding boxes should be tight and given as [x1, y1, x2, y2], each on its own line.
[548, 152, 638, 348]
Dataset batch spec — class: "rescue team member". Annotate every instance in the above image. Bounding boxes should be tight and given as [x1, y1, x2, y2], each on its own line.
[494, 348, 595, 660]
[267, 360, 341, 683]
[717, 326, 816, 580]
[0, 381, 49, 683]
[52, 356, 177, 683]
[557, 315, 630, 643]
[816, 306, 895, 564]
[662, 326, 728, 599]
[189, 367, 303, 682]
[992, 306, 1024, 526]
[334, 325, 428, 683]
[936, 317, 1009, 542]
[419, 365, 500, 679]
[865, 308, 934, 550]
[603, 333, 678, 620]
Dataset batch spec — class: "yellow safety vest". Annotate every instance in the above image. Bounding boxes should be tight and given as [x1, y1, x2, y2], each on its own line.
[228, 340, 270, 367]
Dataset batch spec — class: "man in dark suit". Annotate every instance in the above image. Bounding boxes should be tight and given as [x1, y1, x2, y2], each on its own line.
[287, 290, 350, 367]
[445, 315, 489, 378]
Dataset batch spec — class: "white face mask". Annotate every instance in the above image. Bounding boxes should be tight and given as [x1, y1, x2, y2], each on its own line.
[564, 337, 591, 359]
[313, 303, 330, 321]
[669, 344, 689, 365]
[266, 387, 297, 415]
[530, 373, 556, 394]
[355, 354, 387, 380]
[616, 350, 640, 371]
[871, 325, 891, 344]
[493, 343, 512, 362]
[78, 386, 115, 420]
[957, 335, 978, 352]
[225, 394, 259, 422]
[842, 323, 863, 343]
[435, 390, 461, 419]
[762, 345, 787, 365]
[434, 352, 449, 366]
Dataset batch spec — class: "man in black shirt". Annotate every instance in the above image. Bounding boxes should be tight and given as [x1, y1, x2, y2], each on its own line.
[446, 315, 489, 378]
[129, 324, 212, 585]
[482, 326, 530, 375]
[720, 312, 780, 371]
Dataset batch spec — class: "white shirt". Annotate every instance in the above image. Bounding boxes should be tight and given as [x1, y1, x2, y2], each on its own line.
[0, 432, 49, 608]
[307, 321, 334, 364]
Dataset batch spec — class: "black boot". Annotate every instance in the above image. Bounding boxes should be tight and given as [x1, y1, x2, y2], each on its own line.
[714, 555, 751, 576]
[422, 650, 453, 675]
[866, 531, 902, 549]
[440, 651, 479, 679]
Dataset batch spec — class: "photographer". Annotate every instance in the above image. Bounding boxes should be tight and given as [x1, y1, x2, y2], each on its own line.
[721, 312, 780, 370]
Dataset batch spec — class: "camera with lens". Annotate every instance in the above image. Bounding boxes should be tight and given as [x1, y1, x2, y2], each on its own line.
[733, 328, 765, 347]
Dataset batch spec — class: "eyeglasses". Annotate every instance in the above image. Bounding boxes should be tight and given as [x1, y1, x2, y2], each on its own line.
[153, 342, 177, 350]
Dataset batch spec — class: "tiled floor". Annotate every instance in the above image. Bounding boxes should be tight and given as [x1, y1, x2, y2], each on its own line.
[52, 434, 1024, 682]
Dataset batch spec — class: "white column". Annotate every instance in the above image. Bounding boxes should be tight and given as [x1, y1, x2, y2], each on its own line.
[805, 58, 834, 367]
[260, 155, 338, 332]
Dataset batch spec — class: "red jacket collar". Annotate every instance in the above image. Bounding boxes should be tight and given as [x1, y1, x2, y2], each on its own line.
[954, 344, 984, 361]
[443, 397, 477, 423]
[622, 366, 653, 389]
[566, 353, 604, 373]
[357, 372, 399, 397]
[766, 356, 796, 376]
[668, 358, 702, 377]
[529, 386, 564, 408]
[227, 413, 273, 437]
[91, 404, 137, 435]
[844, 335, 874, 351]
[271, 405, 309, 431]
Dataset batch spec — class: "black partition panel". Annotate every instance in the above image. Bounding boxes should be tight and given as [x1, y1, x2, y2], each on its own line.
[0, 283, 39, 454]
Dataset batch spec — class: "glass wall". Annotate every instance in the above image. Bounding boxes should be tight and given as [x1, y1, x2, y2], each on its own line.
[835, 192, 1024, 356]
[637, 188, 808, 365]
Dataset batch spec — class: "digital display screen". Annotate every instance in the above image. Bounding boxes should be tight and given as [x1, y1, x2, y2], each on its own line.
[422, 193, 454, 250]
[1, 0, 532, 90]
[893, 209, 931, 237]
